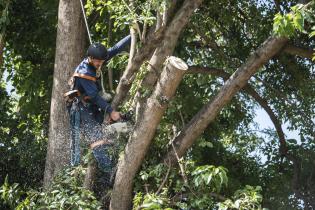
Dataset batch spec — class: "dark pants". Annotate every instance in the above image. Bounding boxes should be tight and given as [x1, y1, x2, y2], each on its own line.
[80, 104, 112, 172]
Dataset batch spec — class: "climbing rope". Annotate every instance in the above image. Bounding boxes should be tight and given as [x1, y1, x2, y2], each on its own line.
[79, 0, 111, 100]
[79, 0, 93, 45]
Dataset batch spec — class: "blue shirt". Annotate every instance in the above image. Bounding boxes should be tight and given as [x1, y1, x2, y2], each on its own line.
[74, 35, 131, 114]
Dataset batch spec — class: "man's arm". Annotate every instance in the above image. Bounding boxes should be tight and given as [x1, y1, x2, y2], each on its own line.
[107, 35, 131, 60]
[78, 78, 113, 114]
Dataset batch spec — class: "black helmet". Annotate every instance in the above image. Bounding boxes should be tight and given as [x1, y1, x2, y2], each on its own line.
[87, 43, 108, 60]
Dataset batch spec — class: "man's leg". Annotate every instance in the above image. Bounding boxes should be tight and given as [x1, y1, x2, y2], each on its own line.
[90, 141, 113, 173]
[80, 106, 112, 173]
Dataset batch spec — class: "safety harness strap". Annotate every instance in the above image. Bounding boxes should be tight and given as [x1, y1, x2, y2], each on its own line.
[73, 72, 97, 82]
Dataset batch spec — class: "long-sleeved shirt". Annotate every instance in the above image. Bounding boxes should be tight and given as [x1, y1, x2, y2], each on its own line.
[74, 35, 131, 114]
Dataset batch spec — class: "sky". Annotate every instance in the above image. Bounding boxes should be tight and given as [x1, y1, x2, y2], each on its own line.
[253, 107, 300, 141]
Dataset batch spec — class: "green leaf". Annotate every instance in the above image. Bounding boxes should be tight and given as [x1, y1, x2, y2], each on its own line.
[293, 12, 304, 32]
[206, 174, 213, 185]
[309, 31, 315, 38]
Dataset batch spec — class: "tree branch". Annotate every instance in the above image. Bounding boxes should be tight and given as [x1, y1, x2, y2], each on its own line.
[155, 161, 171, 195]
[133, 0, 204, 122]
[163, 0, 178, 26]
[163, 36, 288, 165]
[283, 44, 314, 59]
[111, 26, 166, 109]
[190, 39, 314, 60]
[140, 0, 204, 90]
[187, 66, 288, 155]
[274, 0, 282, 12]
[168, 36, 308, 205]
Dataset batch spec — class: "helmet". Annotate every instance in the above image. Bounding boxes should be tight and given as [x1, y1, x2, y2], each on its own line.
[87, 43, 108, 60]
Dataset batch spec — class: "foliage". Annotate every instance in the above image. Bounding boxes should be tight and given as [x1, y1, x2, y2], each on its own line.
[0, 0, 57, 189]
[0, 176, 24, 209]
[0, 0, 10, 35]
[273, 2, 315, 60]
[85, 0, 162, 33]
[0, 167, 102, 209]
[1, 0, 315, 209]
[273, 2, 315, 35]
[133, 162, 264, 210]
[191, 165, 228, 192]
[218, 185, 264, 210]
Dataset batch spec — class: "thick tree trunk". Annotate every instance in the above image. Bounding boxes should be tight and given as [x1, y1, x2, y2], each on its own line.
[164, 36, 288, 165]
[110, 57, 188, 210]
[43, 0, 86, 187]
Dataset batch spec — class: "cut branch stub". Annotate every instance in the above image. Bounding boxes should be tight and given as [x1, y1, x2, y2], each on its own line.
[153, 56, 188, 100]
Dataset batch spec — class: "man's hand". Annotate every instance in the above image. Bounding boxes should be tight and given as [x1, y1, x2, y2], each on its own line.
[110, 111, 121, 121]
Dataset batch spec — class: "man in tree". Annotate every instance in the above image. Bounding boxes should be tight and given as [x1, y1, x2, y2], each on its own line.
[68, 35, 131, 173]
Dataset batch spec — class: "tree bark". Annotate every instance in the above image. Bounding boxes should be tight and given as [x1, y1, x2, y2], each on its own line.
[164, 36, 288, 165]
[163, 0, 178, 26]
[283, 44, 314, 59]
[83, 158, 97, 190]
[110, 57, 188, 210]
[43, 0, 87, 187]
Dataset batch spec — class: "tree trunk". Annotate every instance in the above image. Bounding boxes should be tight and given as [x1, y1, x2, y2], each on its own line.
[164, 36, 288, 165]
[110, 56, 188, 210]
[83, 158, 97, 190]
[43, 0, 87, 187]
